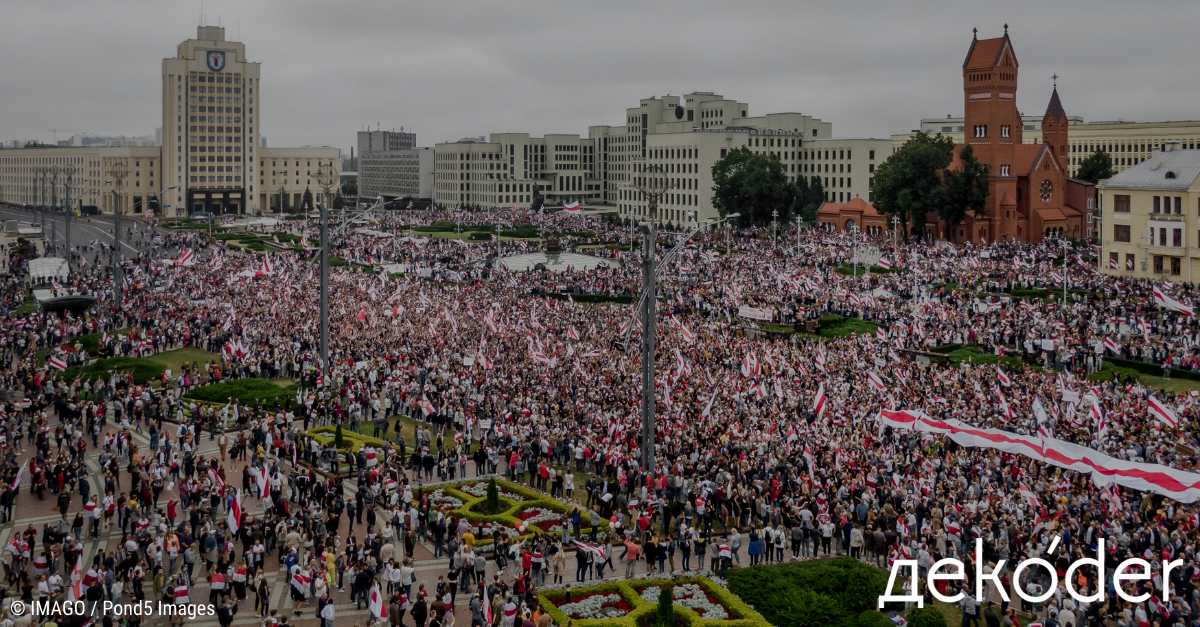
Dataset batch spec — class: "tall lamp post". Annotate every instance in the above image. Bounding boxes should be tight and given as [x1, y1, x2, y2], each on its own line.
[61, 165, 77, 263]
[49, 165, 60, 237]
[314, 164, 339, 373]
[107, 161, 131, 311]
[626, 210, 740, 472]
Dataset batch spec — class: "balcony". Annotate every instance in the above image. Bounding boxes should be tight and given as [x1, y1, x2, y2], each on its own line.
[1149, 213, 1184, 222]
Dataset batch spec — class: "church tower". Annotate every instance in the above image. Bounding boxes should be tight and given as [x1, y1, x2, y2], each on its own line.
[1041, 83, 1069, 172]
[962, 26, 1022, 242]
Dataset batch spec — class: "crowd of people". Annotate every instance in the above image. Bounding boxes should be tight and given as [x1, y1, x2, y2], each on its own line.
[3, 203, 1200, 627]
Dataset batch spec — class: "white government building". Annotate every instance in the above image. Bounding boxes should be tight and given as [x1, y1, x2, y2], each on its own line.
[0, 25, 339, 217]
[431, 92, 891, 226]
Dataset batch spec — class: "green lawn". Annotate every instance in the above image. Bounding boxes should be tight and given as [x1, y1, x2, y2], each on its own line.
[144, 347, 220, 375]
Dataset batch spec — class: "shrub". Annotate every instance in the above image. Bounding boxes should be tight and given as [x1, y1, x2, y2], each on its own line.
[906, 607, 948, 627]
[186, 378, 298, 404]
[655, 588, 673, 627]
[62, 357, 166, 385]
[470, 231, 492, 241]
[335, 424, 345, 448]
[857, 611, 894, 627]
[486, 478, 501, 514]
[726, 557, 899, 627]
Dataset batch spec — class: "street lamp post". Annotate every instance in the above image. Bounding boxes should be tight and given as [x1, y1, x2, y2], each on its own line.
[314, 164, 339, 374]
[630, 211, 739, 473]
[771, 208, 778, 247]
[107, 161, 131, 311]
[62, 165, 77, 265]
[850, 224, 860, 279]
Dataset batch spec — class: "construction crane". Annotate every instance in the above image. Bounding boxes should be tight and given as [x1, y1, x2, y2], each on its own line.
[46, 130, 82, 144]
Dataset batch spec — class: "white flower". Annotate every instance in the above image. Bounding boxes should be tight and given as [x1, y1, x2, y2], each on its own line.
[459, 482, 527, 502]
[639, 584, 729, 620]
[556, 593, 626, 620]
[518, 507, 562, 527]
[428, 489, 463, 510]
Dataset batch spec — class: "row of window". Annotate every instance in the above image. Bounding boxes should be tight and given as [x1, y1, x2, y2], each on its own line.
[1109, 251, 1182, 275]
[1111, 195, 1194, 214]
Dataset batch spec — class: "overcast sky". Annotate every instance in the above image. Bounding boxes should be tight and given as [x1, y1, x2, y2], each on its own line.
[4, 1, 1198, 157]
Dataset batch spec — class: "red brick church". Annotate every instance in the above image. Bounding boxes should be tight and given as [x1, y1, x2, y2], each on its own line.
[926, 26, 1093, 244]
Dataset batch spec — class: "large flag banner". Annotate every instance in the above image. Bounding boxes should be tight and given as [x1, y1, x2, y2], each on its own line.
[877, 409, 1200, 502]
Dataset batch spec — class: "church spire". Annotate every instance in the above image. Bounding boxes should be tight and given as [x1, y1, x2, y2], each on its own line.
[1045, 83, 1066, 122]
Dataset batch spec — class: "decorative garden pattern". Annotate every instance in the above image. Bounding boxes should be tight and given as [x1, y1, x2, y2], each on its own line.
[539, 577, 771, 627]
[409, 476, 608, 549]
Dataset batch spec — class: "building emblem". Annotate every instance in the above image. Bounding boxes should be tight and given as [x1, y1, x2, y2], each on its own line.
[206, 50, 226, 72]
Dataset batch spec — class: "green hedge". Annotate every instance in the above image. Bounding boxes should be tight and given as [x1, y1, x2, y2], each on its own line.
[726, 558, 902, 627]
[542, 293, 636, 305]
[1104, 356, 1200, 382]
[500, 225, 540, 239]
[306, 426, 388, 454]
[539, 576, 772, 627]
[946, 346, 1026, 369]
[834, 264, 900, 276]
[1009, 288, 1050, 300]
[469, 231, 492, 241]
[185, 378, 299, 404]
[62, 357, 166, 385]
[930, 343, 962, 354]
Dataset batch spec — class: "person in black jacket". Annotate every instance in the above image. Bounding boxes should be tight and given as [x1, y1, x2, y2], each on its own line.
[411, 595, 428, 627]
[216, 596, 237, 627]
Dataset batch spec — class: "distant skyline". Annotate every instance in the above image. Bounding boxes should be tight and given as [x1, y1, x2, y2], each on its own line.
[2, 1, 1198, 158]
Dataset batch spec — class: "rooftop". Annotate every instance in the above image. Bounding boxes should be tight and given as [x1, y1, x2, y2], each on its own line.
[1100, 146, 1200, 191]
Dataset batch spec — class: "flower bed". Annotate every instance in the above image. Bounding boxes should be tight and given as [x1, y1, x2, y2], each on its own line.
[515, 507, 565, 533]
[636, 583, 729, 620]
[427, 489, 463, 513]
[458, 480, 528, 502]
[538, 577, 771, 627]
[552, 591, 634, 620]
[401, 476, 609, 550]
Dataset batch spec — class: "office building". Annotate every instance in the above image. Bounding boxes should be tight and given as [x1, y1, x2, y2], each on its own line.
[0, 25, 338, 217]
[357, 130, 434, 201]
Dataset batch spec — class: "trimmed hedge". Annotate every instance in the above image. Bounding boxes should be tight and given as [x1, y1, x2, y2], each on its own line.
[306, 426, 389, 454]
[185, 378, 299, 404]
[469, 231, 492, 241]
[946, 346, 1026, 369]
[1104, 356, 1200, 382]
[539, 576, 772, 627]
[930, 343, 962, 354]
[62, 357, 166, 385]
[542, 293, 637, 305]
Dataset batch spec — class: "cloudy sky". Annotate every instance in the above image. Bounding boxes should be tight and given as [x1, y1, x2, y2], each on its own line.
[4, 1, 1197, 156]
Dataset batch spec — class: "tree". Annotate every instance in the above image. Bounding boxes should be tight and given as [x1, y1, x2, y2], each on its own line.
[486, 478, 500, 514]
[302, 188, 314, 215]
[870, 132, 956, 239]
[800, 175, 825, 222]
[655, 588, 674, 627]
[340, 175, 358, 198]
[334, 424, 345, 448]
[939, 144, 991, 243]
[710, 146, 798, 226]
[1076, 149, 1114, 184]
